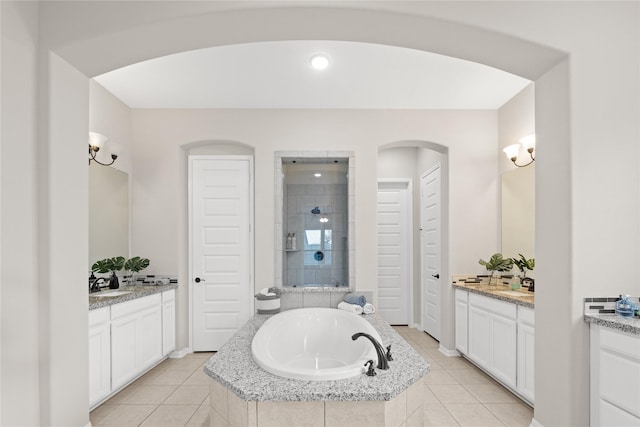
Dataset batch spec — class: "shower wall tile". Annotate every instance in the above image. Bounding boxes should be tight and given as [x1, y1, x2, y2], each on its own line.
[303, 292, 331, 308]
[278, 150, 302, 158]
[274, 224, 283, 251]
[329, 292, 348, 308]
[302, 150, 329, 159]
[280, 292, 303, 311]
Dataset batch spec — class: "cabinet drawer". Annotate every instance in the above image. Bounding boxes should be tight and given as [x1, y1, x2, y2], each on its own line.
[89, 306, 110, 327]
[111, 293, 161, 320]
[469, 293, 517, 320]
[162, 289, 175, 303]
[455, 289, 468, 303]
[600, 327, 640, 361]
[518, 305, 535, 327]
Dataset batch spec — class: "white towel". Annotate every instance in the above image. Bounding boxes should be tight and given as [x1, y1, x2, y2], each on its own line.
[337, 301, 363, 315]
[363, 303, 376, 314]
[259, 287, 270, 296]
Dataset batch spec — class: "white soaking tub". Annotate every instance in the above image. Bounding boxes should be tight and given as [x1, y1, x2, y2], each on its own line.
[251, 307, 383, 381]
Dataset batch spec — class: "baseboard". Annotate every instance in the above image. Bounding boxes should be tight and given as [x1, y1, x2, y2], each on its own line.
[169, 347, 189, 359]
[438, 345, 460, 357]
[530, 418, 543, 427]
[410, 323, 423, 331]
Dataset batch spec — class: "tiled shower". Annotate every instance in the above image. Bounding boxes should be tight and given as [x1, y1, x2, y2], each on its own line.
[283, 163, 348, 286]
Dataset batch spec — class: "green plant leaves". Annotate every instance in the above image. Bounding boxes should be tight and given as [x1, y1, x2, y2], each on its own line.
[511, 253, 535, 273]
[124, 256, 150, 273]
[91, 256, 148, 273]
[478, 253, 513, 272]
[91, 259, 113, 273]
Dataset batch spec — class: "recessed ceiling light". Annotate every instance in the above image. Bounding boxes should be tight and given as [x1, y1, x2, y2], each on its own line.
[309, 54, 330, 70]
[314, 173, 322, 177]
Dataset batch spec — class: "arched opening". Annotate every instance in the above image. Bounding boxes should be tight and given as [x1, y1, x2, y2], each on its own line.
[19, 4, 585, 426]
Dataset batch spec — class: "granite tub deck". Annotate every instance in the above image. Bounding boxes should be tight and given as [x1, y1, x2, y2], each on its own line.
[204, 312, 430, 426]
[88, 284, 177, 310]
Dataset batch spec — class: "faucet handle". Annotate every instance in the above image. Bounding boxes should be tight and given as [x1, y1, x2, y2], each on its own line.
[386, 345, 393, 361]
[364, 360, 377, 376]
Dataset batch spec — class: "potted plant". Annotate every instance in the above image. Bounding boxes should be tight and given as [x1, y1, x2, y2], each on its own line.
[479, 253, 513, 286]
[511, 253, 535, 287]
[124, 256, 150, 285]
[91, 256, 126, 289]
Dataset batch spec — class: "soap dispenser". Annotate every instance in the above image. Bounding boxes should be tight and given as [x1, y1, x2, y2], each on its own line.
[615, 294, 636, 317]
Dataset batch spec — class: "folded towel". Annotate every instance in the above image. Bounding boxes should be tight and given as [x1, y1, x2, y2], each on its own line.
[337, 301, 363, 315]
[343, 293, 366, 307]
[259, 287, 270, 296]
[363, 303, 376, 314]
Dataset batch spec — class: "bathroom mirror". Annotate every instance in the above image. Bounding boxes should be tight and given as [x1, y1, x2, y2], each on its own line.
[501, 166, 535, 261]
[274, 151, 354, 288]
[89, 165, 129, 269]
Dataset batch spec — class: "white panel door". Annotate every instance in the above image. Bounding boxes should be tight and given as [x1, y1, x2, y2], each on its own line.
[421, 164, 441, 340]
[190, 156, 253, 351]
[377, 180, 411, 325]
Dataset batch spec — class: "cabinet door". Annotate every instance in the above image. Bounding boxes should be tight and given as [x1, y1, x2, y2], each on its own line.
[517, 306, 535, 404]
[111, 314, 138, 390]
[489, 313, 517, 388]
[468, 305, 491, 369]
[455, 291, 468, 354]
[88, 308, 111, 407]
[137, 305, 163, 372]
[163, 300, 176, 355]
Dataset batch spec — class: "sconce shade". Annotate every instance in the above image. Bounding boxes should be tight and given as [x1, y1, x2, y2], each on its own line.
[503, 144, 521, 161]
[520, 134, 536, 152]
[89, 132, 108, 149]
[88, 131, 117, 166]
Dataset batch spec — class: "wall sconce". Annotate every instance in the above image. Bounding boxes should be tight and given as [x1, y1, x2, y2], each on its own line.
[88, 132, 118, 166]
[503, 134, 535, 167]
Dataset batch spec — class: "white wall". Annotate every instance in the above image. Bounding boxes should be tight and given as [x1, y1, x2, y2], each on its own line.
[131, 109, 498, 350]
[0, 2, 40, 425]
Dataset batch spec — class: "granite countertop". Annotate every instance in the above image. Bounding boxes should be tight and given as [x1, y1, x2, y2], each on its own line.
[89, 284, 177, 310]
[204, 312, 429, 402]
[452, 282, 535, 308]
[584, 314, 640, 335]
[279, 286, 353, 293]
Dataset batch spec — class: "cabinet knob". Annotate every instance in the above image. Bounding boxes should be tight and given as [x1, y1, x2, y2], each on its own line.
[432, 274, 440, 279]
[194, 277, 205, 283]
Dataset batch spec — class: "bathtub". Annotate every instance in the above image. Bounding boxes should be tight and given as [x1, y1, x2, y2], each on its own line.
[251, 307, 383, 381]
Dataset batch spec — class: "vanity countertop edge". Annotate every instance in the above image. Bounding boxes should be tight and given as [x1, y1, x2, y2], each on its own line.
[89, 284, 177, 310]
[452, 282, 535, 308]
[584, 314, 640, 335]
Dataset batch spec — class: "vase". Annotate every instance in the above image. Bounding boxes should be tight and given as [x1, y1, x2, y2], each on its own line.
[109, 271, 120, 289]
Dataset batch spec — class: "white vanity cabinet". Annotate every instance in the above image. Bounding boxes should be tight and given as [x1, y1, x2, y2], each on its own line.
[590, 325, 640, 426]
[162, 289, 176, 355]
[111, 293, 163, 390]
[89, 288, 177, 408]
[455, 288, 534, 404]
[88, 307, 111, 407]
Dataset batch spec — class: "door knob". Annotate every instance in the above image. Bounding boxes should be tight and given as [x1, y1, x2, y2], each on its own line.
[432, 274, 440, 279]
[194, 277, 205, 283]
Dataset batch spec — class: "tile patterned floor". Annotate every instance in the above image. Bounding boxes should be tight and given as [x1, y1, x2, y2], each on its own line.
[90, 326, 533, 426]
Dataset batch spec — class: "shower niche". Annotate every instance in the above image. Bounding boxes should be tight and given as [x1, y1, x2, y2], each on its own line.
[275, 152, 354, 288]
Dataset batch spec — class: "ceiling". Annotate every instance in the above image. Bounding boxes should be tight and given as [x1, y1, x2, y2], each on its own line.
[94, 40, 530, 110]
